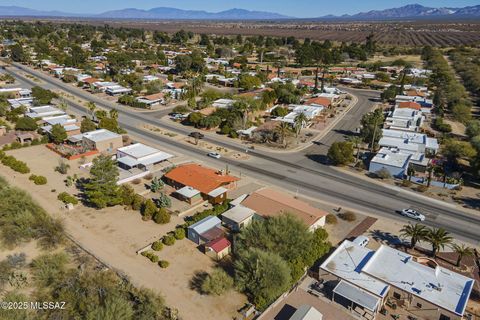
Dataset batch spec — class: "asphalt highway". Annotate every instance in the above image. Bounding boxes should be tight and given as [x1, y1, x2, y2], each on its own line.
[5, 62, 480, 244]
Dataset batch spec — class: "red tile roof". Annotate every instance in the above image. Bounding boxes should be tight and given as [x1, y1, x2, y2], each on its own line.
[305, 97, 331, 107]
[143, 93, 164, 101]
[398, 101, 421, 110]
[206, 236, 230, 252]
[164, 163, 239, 194]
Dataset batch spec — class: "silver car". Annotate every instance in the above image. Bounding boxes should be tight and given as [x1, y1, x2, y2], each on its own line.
[400, 208, 426, 221]
[207, 152, 221, 159]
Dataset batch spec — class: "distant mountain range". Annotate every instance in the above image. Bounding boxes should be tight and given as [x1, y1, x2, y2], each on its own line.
[0, 4, 479, 20]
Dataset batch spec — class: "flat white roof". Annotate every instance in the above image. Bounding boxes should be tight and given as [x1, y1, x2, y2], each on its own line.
[320, 240, 390, 297]
[363, 245, 475, 316]
[83, 129, 121, 142]
[379, 137, 421, 153]
[176, 186, 200, 198]
[370, 148, 411, 168]
[289, 305, 323, 320]
[117, 143, 162, 159]
[208, 186, 228, 198]
[221, 205, 255, 223]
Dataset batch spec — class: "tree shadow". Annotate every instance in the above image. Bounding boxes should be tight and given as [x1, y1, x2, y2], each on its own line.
[189, 270, 208, 294]
[460, 197, 480, 210]
[305, 153, 330, 165]
[369, 229, 405, 246]
[333, 129, 356, 137]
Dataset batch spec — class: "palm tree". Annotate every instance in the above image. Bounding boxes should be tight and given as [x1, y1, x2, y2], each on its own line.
[407, 166, 416, 182]
[87, 102, 97, 120]
[294, 113, 308, 138]
[109, 109, 119, 120]
[400, 223, 428, 249]
[451, 243, 474, 267]
[425, 228, 453, 258]
[347, 136, 362, 162]
[275, 122, 291, 148]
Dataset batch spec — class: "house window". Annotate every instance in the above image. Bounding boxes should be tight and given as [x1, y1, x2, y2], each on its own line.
[393, 292, 401, 300]
[416, 302, 422, 308]
[439, 315, 450, 320]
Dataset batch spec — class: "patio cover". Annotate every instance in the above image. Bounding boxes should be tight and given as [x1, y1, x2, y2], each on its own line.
[333, 280, 381, 312]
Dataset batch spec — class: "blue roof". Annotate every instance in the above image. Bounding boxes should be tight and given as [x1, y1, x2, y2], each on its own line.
[188, 216, 221, 235]
[355, 251, 374, 273]
[455, 280, 474, 315]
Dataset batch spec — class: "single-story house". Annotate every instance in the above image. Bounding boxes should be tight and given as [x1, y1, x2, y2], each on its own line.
[205, 236, 231, 261]
[305, 97, 331, 108]
[0, 88, 31, 99]
[212, 99, 235, 109]
[136, 93, 165, 107]
[106, 85, 132, 96]
[69, 129, 123, 154]
[116, 143, 173, 171]
[164, 163, 239, 204]
[321, 240, 474, 320]
[25, 106, 66, 119]
[240, 188, 328, 231]
[221, 205, 256, 231]
[369, 147, 411, 178]
[187, 216, 223, 245]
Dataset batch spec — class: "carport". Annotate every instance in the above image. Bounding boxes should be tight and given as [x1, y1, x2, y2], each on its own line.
[332, 280, 382, 320]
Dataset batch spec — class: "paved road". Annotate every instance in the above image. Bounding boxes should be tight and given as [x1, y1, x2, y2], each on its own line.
[5, 62, 480, 244]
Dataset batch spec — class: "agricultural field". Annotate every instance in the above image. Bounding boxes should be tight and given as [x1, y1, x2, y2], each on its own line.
[35, 19, 480, 46]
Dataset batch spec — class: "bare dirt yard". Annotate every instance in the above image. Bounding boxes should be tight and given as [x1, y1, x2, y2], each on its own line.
[0, 145, 246, 320]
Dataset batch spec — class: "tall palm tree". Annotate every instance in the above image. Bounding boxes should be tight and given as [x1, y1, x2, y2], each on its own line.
[451, 243, 474, 267]
[347, 136, 362, 162]
[425, 228, 453, 258]
[407, 166, 416, 182]
[400, 223, 428, 249]
[275, 122, 291, 148]
[294, 113, 308, 138]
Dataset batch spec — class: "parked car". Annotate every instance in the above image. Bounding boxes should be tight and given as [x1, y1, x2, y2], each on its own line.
[353, 235, 369, 247]
[207, 152, 221, 159]
[400, 209, 426, 221]
[189, 132, 204, 139]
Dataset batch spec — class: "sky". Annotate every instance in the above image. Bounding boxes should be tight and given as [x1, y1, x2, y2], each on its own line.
[3, 0, 480, 17]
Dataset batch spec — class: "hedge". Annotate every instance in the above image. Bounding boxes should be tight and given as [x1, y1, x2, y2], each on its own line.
[158, 260, 169, 268]
[1, 155, 30, 173]
[151, 241, 163, 251]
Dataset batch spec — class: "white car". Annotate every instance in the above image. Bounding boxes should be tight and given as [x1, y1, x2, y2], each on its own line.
[207, 152, 221, 159]
[353, 235, 369, 247]
[400, 209, 426, 221]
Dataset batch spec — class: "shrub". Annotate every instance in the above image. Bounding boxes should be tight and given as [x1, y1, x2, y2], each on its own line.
[141, 199, 157, 221]
[162, 235, 175, 246]
[158, 260, 169, 268]
[326, 214, 338, 225]
[151, 241, 163, 251]
[401, 180, 412, 187]
[153, 208, 170, 224]
[338, 211, 357, 222]
[120, 185, 136, 206]
[157, 193, 171, 208]
[141, 251, 159, 263]
[416, 185, 428, 193]
[1, 155, 30, 173]
[375, 168, 392, 180]
[174, 228, 185, 240]
[29, 174, 47, 185]
[144, 173, 153, 180]
[57, 192, 79, 205]
[54, 160, 70, 174]
[132, 194, 144, 211]
[201, 268, 234, 295]
[132, 178, 142, 185]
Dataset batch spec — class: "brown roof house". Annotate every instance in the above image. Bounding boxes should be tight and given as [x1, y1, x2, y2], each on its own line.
[164, 163, 239, 204]
[239, 188, 328, 231]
